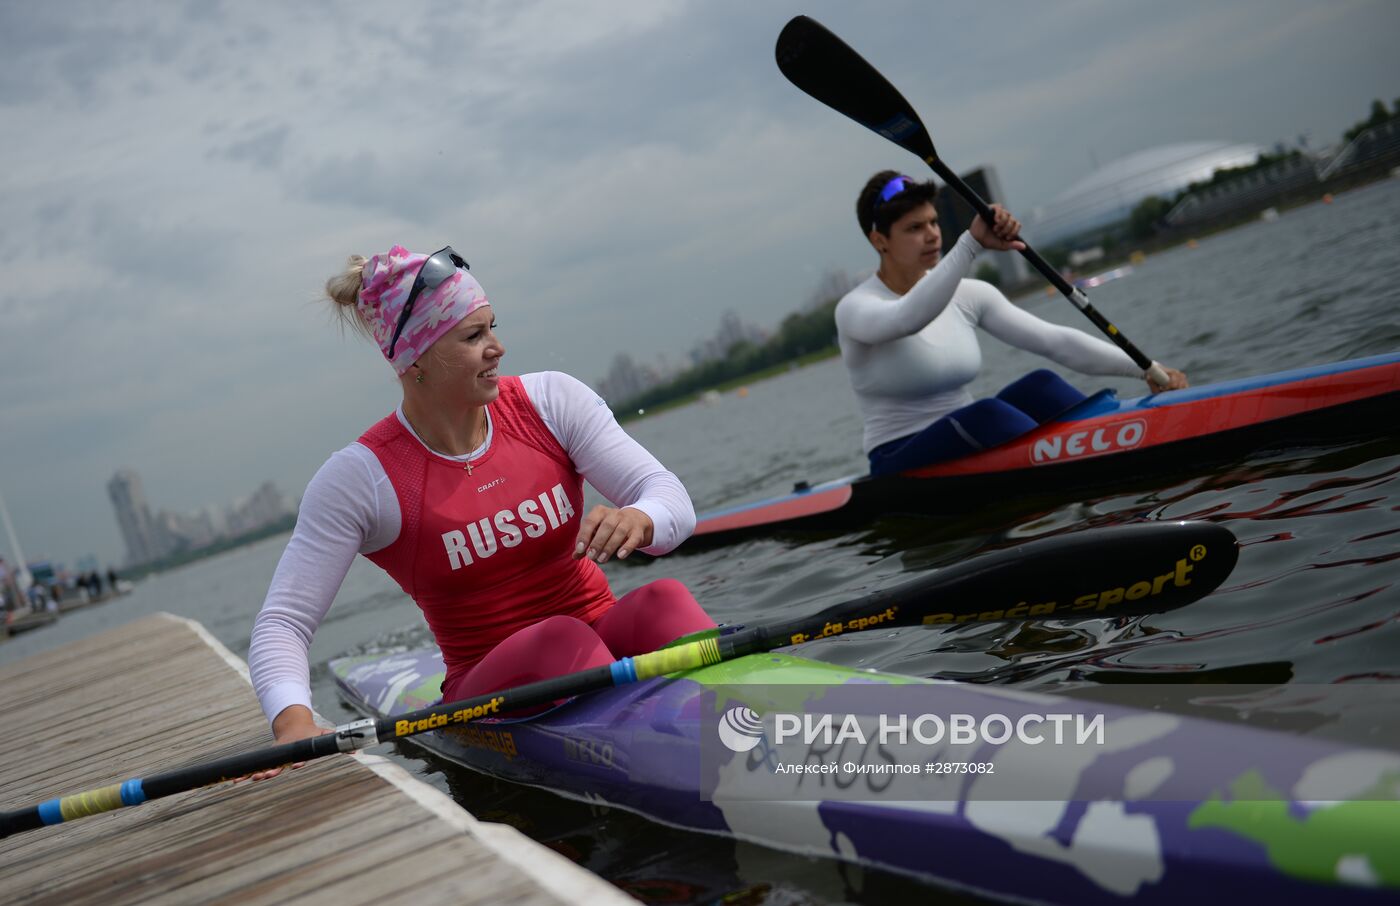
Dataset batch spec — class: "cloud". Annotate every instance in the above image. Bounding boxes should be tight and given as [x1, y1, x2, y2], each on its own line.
[215, 121, 291, 171]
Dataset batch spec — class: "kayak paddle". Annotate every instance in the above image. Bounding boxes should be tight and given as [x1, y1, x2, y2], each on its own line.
[774, 15, 1170, 389]
[0, 519, 1235, 838]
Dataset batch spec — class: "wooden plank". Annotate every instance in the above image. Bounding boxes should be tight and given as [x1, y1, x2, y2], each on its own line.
[0, 613, 633, 905]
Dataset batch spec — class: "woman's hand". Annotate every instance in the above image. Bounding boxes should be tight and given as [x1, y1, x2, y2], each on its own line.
[575, 505, 654, 564]
[1146, 364, 1190, 393]
[970, 204, 1026, 252]
[242, 705, 332, 782]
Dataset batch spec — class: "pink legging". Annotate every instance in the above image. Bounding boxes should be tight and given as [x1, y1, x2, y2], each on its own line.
[441, 578, 716, 704]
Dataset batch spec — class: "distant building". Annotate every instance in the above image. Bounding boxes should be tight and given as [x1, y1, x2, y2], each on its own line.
[1027, 141, 1264, 246]
[935, 165, 1031, 288]
[153, 510, 187, 555]
[225, 482, 293, 536]
[1164, 153, 1320, 229]
[108, 469, 294, 566]
[1318, 118, 1400, 181]
[108, 469, 161, 566]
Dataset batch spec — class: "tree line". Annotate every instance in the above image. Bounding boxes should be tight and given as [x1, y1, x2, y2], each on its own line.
[1345, 97, 1400, 142]
[620, 296, 843, 414]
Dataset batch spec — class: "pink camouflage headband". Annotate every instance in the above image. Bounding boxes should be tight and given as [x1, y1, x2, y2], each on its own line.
[357, 246, 490, 374]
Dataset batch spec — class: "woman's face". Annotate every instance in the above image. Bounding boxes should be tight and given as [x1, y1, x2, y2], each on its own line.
[874, 201, 942, 270]
[421, 305, 504, 406]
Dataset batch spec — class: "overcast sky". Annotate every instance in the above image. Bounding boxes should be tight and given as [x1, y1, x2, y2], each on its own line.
[2, 0, 1396, 568]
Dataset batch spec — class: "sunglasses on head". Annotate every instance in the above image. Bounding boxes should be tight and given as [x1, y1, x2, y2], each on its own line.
[387, 246, 470, 359]
[875, 174, 916, 207]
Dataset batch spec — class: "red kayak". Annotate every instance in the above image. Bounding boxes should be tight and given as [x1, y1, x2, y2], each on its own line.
[692, 352, 1400, 542]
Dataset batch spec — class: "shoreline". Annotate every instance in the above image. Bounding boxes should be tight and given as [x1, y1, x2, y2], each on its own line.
[621, 176, 1397, 425]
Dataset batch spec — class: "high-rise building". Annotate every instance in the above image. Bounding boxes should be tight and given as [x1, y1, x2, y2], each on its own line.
[108, 470, 295, 565]
[935, 165, 1031, 288]
[107, 469, 160, 566]
[224, 482, 295, 537]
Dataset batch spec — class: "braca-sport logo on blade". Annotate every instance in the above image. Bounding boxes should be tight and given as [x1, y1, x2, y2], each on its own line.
[718, 706, 764, 752]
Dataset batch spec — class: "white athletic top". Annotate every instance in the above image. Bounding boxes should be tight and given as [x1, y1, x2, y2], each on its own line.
[248, 370, 694, 725]
[835, 232, 1143, 453]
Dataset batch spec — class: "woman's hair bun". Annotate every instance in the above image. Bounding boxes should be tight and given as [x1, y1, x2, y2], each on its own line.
[326, 254, 369, 308]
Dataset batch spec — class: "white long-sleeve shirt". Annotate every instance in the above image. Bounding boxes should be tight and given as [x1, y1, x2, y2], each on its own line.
[248, 370, 694, 725]
[835, 232, 1142, 453]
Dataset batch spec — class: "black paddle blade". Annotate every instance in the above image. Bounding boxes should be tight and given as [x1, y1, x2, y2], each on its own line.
[775, 15, 938, 163]
[786, 521, 1238, 641]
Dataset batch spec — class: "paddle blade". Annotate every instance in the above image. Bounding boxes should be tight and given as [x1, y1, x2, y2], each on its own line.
[793, 521, 1238, 639]
[775, 15, 937, 163]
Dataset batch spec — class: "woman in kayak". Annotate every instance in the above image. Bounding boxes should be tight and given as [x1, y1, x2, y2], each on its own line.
[839, 171, 1189, 476]
[248, 245, 713, 757]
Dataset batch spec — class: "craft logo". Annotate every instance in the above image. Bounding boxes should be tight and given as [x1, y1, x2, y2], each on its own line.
[717, 706, 765, 752]
[1031, 418, 1146, 464]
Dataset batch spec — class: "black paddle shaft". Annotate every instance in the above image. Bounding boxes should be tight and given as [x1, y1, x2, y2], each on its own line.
[775, 15, 1160, 376]
[0, 521, 1235, 839]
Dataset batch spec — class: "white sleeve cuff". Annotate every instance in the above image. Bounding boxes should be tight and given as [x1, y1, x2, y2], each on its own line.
[626, 495, 693, 555]
[259, 681, 314, 727]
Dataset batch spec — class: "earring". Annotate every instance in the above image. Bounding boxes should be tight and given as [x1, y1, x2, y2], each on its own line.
[415, 372, 425, 384]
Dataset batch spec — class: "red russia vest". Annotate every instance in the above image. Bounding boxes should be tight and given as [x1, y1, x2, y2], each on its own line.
[358, 376, 614, 685]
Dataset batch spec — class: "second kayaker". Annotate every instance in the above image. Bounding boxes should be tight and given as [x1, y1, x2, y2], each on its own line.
[837, 171, 1189, 476]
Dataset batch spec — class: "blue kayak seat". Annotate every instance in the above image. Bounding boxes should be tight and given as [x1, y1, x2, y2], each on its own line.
[995, 369, 1088, 422]
[869, 370, 1092, 476]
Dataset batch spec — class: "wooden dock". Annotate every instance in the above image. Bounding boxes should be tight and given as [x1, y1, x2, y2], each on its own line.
[0, 613, 634, 905]
[3, 607, 60, 637]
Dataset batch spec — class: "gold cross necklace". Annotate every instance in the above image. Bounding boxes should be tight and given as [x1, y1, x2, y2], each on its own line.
[409, 409, 486, 475]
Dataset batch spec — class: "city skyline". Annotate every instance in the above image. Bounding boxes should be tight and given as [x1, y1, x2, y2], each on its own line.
[105, 469, 295, 569]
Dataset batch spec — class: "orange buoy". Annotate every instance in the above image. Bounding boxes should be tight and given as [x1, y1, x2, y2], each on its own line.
[1322, 193, 1334, 204]
[1187, 239, 1199, 249]
[736, 387, 749, 398]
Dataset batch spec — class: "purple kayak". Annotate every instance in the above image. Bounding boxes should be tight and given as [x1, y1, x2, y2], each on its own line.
[332, 647, 1400, 904]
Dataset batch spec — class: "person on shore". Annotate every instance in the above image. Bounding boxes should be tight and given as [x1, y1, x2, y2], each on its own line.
[248, 245, 713, 768]
[837, 172, 1189, 476]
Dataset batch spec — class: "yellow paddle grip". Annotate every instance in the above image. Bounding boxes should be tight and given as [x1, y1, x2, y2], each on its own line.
[59, 785, 125, 820]
[631, 637, 723, 680]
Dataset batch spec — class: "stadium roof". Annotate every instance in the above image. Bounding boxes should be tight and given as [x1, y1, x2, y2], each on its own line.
[1028, 141, 1263, 246]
